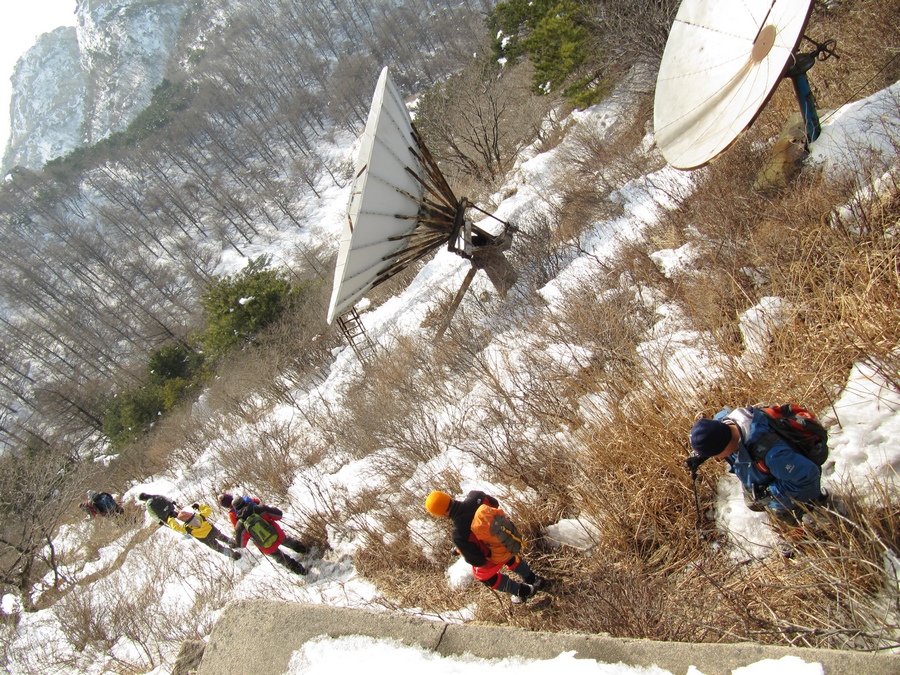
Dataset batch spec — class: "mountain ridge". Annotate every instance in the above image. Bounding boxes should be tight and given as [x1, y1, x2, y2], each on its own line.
[2, 0, 193, 172]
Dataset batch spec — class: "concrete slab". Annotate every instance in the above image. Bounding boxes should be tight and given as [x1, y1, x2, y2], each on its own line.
[196, 601, 900, 675]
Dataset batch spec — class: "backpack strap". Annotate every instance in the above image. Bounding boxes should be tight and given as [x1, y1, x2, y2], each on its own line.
[746, 431, 783, 474]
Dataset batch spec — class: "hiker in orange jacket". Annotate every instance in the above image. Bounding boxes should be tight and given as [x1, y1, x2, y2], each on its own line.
[220, 493, 308, 575]
[425, 489, 548, 603]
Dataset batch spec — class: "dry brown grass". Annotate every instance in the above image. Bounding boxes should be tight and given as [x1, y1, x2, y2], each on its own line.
[352, 496, 473, 615]
[808, 0, 900, 107]
[347, 0, 900, 649]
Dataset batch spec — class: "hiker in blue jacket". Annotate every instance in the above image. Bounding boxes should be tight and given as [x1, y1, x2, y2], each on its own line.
[688, 406, 824, 524]
[81, 491, 124, 518]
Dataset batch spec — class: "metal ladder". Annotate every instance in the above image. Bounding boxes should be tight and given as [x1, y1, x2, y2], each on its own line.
[337, 308, 376, 363]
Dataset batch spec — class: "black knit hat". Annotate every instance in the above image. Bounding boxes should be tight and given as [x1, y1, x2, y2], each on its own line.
[690, 418, 733, 457]
[219, 493, 233, 508]
[138, 492, 150, 501]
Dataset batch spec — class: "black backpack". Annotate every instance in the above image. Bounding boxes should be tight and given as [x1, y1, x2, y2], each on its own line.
[146, 495, 177, 522]
[749, 404, 829, 468]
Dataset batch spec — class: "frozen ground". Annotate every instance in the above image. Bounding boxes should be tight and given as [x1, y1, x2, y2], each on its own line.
[5, 75, 900, 674]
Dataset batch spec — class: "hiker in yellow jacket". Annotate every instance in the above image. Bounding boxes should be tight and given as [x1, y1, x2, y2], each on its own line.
[167, 503, 242, 561]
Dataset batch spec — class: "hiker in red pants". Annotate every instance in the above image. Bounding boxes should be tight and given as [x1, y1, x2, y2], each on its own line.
[221, 493, 308, 575]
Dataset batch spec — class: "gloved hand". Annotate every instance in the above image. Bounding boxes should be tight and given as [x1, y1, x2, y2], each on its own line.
[685, 454, 708, 476]
[750, 484, 773, 502]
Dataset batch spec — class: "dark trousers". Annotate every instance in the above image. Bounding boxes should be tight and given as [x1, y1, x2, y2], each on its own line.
[270, 548, 306, 574]
[281, 535, 307, 554]
[198, 525, 237, 556]
[482, 556, 536, 596]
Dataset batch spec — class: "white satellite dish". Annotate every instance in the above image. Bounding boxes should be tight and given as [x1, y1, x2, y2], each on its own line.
[327, 67, 425, 324]
[654, 0, 815, 169]
[327, 67, 516, 332]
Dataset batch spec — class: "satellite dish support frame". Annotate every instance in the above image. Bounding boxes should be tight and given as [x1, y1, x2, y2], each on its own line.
[785, 37, 838, 146]
[337, 307, 376, 363]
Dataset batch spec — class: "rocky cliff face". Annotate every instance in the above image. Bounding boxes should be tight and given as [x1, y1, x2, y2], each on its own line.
[3, 27, 86, 171]
[2, 0, 193, 172]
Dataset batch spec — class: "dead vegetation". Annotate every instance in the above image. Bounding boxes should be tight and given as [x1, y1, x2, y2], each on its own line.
[325, 0, 900, 650]
[22, 0, 900, 662]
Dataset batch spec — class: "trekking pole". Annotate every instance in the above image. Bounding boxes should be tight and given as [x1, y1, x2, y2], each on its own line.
[691, 473, 702, 529]
[685, 455, 708, 531]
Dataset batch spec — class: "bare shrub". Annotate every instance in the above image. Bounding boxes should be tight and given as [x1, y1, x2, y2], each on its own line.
[581, 0, 681, 81]
[55, 586, 115, 653]
[47, 541, 240, 672]
[79, 505, 146, 562]
[416, 57, 557, 188]
[552, 93, 661, 243]
[213, 417, 302, 499]
[509, 209, 579, 292]
[321, 336, 463, 469]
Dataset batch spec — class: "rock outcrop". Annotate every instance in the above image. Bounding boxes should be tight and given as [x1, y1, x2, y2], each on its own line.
[2, 0, 193, 172]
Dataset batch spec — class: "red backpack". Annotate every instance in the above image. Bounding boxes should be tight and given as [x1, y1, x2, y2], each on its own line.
[751, 404, 829, 468]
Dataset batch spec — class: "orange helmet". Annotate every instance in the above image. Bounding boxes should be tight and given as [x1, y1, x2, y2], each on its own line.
[425, 491, 452, 517]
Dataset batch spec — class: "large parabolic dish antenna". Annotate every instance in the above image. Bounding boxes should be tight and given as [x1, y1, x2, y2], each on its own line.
[327, 67, 516, 327]
[654, 0, 815, 169]
[327, 67, 425, 324]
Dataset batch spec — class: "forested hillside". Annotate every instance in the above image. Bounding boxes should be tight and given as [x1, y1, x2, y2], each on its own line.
[0, 0, 494, 454]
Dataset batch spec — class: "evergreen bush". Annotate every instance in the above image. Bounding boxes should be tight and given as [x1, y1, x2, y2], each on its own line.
[102, 387, 167, 448]
[489, 0, 596, 102]
[199, 256, 293, 357]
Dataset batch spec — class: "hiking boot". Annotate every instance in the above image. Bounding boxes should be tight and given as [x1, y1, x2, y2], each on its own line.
[289, 542, 309, 554]
[511, 583, 535, 604]
[778, 540, 796, 559]
[818, 489, 849, 517]
[778, 526, 805, 558]
[801, 510, 830, 532]
[289, 560, 307, 575]
[531, 576, 549, 593]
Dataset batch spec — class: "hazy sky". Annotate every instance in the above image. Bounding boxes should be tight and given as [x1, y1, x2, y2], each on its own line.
[0, 1, 77, 156]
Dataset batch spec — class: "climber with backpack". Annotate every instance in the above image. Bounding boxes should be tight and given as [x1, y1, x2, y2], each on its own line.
[81, 491, 124, 518]
[686, 404, 832, 534]
[228, 496, 308, 575]
[138, 492, 179, 525]
[167, 503, 242, 561]
[424, 489, 549, 604]
[138, 493, 242, 560]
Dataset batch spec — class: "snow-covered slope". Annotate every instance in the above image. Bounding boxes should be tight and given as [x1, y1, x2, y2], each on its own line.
[4, 73, 898, 673]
